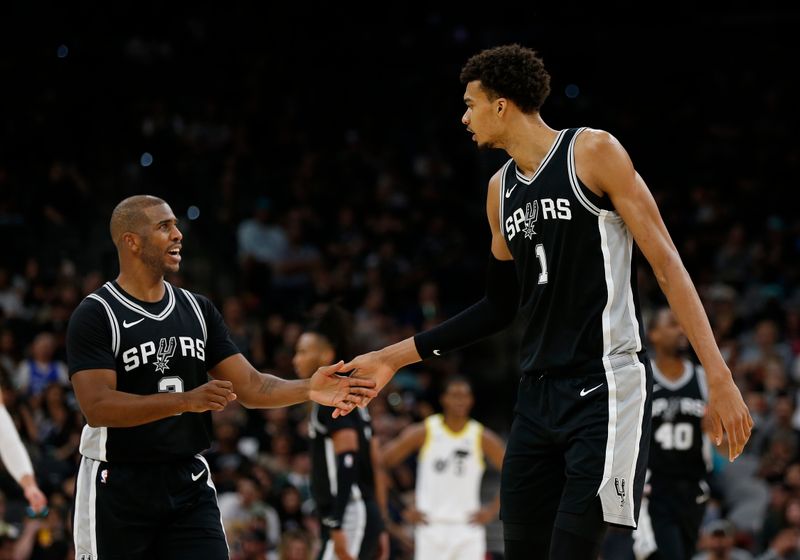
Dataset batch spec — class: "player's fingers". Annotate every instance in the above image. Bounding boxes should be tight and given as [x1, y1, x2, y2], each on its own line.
[348, 376, 377, 388]
[333, 400, 356, 413]
[226, 392, 237, 402]
[709, 411, 723, 446]
[358, 397, 373, 409]
[320, 360, 345, 376]
[209, 379, 234, 390]
[348, 386, 378, 398]
[207, 401, 225, 411]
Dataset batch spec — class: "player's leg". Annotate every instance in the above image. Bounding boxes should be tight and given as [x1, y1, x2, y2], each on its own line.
[452, 524, 486, 560]
[414, 524, 448, 560]
[155, 456, 228, 560]
[74, 457, 159, 560]
[502, 376, 566, 559]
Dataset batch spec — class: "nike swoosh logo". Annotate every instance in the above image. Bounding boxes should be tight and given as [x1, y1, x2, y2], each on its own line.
[433, 350, 441, 356]
[122, 318, 145, 328]
[191, 469, 206, 482]
[505, 183, 518, 198]
[580, 383, 603, 397]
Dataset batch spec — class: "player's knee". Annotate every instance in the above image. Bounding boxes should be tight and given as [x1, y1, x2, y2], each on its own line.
[553, 499, 607, 544]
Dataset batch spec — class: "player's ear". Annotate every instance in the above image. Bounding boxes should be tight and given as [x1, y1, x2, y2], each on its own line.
[122, 232, 140, 253]
[496, 98, 507, 116]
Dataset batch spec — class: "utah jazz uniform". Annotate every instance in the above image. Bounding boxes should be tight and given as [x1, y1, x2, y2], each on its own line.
[633, 360, 710, 560]
[498, 128, 652, 534]
[415, 414, 486, 560]
[67, 281, 239, 560]
[308, 404, 382, 560]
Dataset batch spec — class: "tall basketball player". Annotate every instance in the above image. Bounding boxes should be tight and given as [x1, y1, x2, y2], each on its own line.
[632, 308, 711, 560]
[339, 44, 752, 559]
[66, 195, 376, 560]
[381, 376, 505, 560]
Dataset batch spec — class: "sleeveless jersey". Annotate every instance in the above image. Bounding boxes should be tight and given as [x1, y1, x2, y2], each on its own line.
[308, 404, 377, 522]
[499, 127, 646, 373]
[650, 360, 711, 480]
[416, 414, 484, 524]
[66, 281, 239, 463]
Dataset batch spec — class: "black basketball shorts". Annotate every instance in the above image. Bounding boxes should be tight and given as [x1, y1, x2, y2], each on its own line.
[500, 352, 652, 532]
[74, 454, 228, 560]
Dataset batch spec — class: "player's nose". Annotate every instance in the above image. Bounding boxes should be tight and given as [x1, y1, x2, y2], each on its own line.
[461, 110, 470, 125]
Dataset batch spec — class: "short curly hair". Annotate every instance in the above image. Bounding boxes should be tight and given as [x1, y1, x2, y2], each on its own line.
[460, 44, 551, 114]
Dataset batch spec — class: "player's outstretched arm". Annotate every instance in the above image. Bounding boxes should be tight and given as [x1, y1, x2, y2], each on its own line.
[339, 172, 518, 417]
[210, 354, 376, 413]
[0, 394, 47, 513]
[72, 369, 237, 427]
[575, 129, 753, 461]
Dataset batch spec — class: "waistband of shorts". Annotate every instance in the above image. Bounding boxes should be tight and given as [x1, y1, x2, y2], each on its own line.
[522, 350, 649, 378]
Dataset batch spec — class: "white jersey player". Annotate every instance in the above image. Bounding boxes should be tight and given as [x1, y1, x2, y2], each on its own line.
[381, 377, 505, 560]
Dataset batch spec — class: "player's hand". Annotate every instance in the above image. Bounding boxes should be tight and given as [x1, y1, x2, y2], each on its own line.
[334, 351, 398, 417]
[469, 506, 497, 525]
[309, 361, 377, 414]
[183, 380, 237, 413]
[401, 506, 428, 525]
[331, 529, 355, 560]
[21, 477, 47, 514]
[706, 374, 753, 461]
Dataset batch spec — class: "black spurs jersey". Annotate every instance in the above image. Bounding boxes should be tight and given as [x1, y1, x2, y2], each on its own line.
[650, 360, 711, 480]
[499, 127, 646, 372]
[308, 404, 376, 521]
[66, 281, 239, 463]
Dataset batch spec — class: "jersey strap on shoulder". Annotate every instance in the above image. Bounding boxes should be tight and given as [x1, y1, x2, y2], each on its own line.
[86, 294, 121, 358]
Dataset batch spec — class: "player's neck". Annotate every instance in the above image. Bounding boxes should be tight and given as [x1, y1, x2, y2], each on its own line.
[654, 353, 685, 381]
[115, 270, 166, 303]
[504, 114, 559, 177]
[443, 416, 468, 433]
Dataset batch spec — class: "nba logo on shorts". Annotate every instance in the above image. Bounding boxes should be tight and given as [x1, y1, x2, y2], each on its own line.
[100, 469, 108, 484]
[614, 477, 626, 508]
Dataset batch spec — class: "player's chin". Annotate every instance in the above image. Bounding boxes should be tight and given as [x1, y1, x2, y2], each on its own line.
[164, 261, 181, 274]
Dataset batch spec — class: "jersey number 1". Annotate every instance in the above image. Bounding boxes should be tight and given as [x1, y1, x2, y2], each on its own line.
[536, 244, 548, 284]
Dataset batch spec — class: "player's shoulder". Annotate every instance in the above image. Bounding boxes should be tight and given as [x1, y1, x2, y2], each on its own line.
[70, 291, 110, 322]
[574, 127, 624, 157]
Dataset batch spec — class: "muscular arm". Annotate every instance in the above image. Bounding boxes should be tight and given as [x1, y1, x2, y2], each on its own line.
[71, 369, 234, 427]
[575, 129, 752, 458]
[381, 423, 426, 468]
[211, 354, 309, 408]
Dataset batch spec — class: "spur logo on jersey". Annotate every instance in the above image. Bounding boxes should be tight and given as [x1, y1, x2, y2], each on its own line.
[614, 477, 626, 508]
[505, 198, 572, 240]
[154, 337, 177, 373]
[122, 336, 205, 372]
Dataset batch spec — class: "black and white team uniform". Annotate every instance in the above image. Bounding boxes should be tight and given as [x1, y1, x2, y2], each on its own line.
[67, 281, 239, 560]
[632, 360, 710, 560]
[308, 404, 383, 560]
[498, 127, 652, 534]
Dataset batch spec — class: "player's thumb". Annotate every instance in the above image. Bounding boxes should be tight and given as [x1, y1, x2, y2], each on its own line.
[323, 360, 345, 375]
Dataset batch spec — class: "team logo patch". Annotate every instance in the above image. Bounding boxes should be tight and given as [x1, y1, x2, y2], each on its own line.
[614, 477, 626, 508]
[523, 201, 539, 239]
[154, 337, 177, 373]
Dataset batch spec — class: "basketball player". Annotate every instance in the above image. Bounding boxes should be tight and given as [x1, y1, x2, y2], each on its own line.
[339, 44, 752, 559]
[66, 195, 376, 560]
[292, 305, 387, 560]
[380, 376, 505, 560]
[0, 390, 47, 515]
[632, 308, 711, 560]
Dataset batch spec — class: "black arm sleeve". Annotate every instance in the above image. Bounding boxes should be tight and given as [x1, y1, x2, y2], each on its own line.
[326, 451, 358, 530]
[413, 255, 519, 360]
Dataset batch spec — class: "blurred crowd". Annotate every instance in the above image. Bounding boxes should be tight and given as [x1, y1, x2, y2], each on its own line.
[2, 10, 800, 560]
